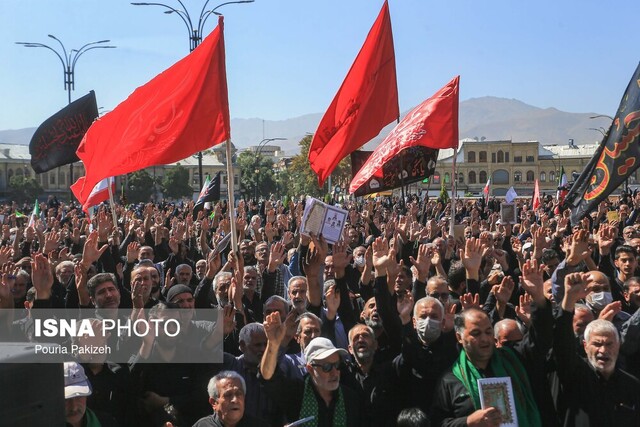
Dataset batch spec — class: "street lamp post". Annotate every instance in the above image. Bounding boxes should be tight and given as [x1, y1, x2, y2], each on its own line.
[253, 137, 286, 201]
[132, 0, 254, 191]
[16, 35, 115, 200]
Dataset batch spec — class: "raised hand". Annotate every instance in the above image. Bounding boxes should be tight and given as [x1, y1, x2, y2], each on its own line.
[31, 253, 53, 300]
[372, 237, 390, 274]
[325, 284, 341, 318]
[562, 272, 592, 311]
[515, 293, 533, 327]
[409, 243, 432, 282]
[460, 292, 480, 311]
[598, 301, 622, 322]
[566, 229, 590, 266]
[396, 291, 414, 325]
[263, 311, 286, 345]
[331, 241, 352, 278]
[494, 276, 515, 305]
[81, 231, 109, 271]
[597, 224, 617, 256]
[520, 259, 546, 305]
[460, 238, 483, 280]
[268, 242, 286, 273]
[127, 241, 141, 263]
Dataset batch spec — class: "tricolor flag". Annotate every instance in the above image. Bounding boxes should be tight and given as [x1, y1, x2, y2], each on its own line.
[556, 166, 568, 204]
[82, 177, 115, 214]
[483, 177, 491, 203]
[193, 172, 221, 216]
[28, 199, 40, 228]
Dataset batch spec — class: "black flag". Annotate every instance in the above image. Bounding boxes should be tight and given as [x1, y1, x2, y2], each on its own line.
[193, 171, 221, 216]
[350, 146, 437, 197]
[564, 63, 640, 224]
[29, 91, 98, 173]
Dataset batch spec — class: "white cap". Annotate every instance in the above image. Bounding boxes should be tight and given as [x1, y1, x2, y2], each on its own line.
[64, 361, 92, 399]
[304, 337, 348, 365]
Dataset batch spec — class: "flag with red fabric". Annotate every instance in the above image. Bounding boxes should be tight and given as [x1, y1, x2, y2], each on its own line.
[349, 76, 459, 194]
[71, 17, 230, 206]
[533, 179, 541, 210]
[309, 0, 399, 187]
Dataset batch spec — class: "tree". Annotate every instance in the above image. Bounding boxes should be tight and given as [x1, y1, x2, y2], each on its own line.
[127, 170, 156, 203]
[9, 176, 42, 203]
[237, 151, 276, 201]
[162, 164, 194, 200]
[286, 135, 353, 198]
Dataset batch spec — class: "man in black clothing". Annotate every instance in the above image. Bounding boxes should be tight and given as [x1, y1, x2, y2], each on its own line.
[260, 312, 363, 426]
[555, 272, 640, 426]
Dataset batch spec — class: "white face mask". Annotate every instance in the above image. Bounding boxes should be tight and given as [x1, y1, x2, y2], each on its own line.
[354, 256, 366, 267]
[415, 318, 442, 343]
[588, 291, 613, 311]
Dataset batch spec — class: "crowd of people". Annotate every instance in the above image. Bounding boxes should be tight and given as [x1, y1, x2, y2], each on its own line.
[3, 190, 640, 426]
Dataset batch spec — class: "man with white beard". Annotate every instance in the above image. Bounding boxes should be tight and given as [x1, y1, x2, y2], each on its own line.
[288, 276, 308, 314]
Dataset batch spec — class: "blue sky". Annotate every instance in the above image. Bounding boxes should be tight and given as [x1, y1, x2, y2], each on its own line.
[1, 0, 638, 130]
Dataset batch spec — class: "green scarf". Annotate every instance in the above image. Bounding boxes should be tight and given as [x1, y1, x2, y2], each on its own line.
[84, 407, 102, 427]
[452, 347, 541, 427]
[298, 376, 347, 427]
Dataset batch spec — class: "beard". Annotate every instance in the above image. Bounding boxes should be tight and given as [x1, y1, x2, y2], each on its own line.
[364, 317, 383, 330]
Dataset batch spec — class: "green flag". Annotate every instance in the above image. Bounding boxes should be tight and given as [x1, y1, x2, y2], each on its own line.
[28, 199, 40, 227]
[14, 211, 26, 218]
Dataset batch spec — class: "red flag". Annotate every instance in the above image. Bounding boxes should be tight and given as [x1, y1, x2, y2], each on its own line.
[349, 76, 460, 194]
[71, 17, 230, 206]
[309, 0, 398, 186]
[82, 177, 115, 214]
[533, 179, 541, 210]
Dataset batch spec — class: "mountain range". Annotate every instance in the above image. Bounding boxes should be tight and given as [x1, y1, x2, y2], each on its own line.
[0, 96, 612, 155]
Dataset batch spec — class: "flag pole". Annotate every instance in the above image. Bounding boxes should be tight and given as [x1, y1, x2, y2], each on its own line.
[106, 178, 118, 231]
[450, 147, 457, 236]
[225, 140, 238, 253]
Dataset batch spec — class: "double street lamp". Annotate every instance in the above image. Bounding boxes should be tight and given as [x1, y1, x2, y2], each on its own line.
[254, 137, 286, 200]
[132, 0, 255, 190]
[16, 35, 115, 199]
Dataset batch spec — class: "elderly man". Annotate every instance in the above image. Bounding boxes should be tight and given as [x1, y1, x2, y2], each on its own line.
[64, 361, 116, 427]
[555, 272, 640, 426]
[260, 312, 363, 426]
[193, 371, 266, 427]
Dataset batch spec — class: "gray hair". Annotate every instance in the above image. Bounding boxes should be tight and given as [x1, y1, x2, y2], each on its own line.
[244, 265, 258, 275]
[55, 260, 74, 274]
[176, 263, 192, 275]
[296, 312, 322, 335]
[207, 371, 246, 399]
[584, 319, 619, 344]
[413, 296, 444, 319]
[264, 294, 289, 310]
[494, 318, 519, 340]
[16, 269, 30, 283]
[322, 279, 336, 296]
[239, 322, 265, 345]
[213, 271, 233, 292]
[288, 275, 307, 288]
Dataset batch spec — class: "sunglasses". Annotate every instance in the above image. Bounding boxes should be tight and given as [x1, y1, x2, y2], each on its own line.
[312, 362, 342, 372]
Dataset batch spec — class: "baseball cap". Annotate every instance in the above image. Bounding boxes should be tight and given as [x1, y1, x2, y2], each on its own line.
[304, 337, 348, 365]
[166, 284, 193, 303]
[64, 361, 92, 399]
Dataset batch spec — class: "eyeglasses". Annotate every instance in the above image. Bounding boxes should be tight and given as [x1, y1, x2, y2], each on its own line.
[311, 362, 342, 372]
[428, 292, 450, 302]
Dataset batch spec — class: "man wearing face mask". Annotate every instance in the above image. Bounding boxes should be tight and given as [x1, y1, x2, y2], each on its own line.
[584, 271, 631, 331]
[395, 296, 458, 414]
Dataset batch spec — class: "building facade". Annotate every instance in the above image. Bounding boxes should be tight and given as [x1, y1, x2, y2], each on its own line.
[432, 139, 611, 197]
[0, 143, 241, 201]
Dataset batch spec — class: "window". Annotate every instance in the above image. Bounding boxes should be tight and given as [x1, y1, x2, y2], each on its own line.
[50, 173, 56, 185]
[234, 175, 238, 185]
[505, 152, 510, 163]
[540, 172, 546, 182]
[458, 173, 464, 184]
[497, 150, 504, 163]
[468, 151, 476, 163]
[514, 171, 522, 182]
[479, 151, 487, 163]
[444, 172, 450, 184]
[479, 171, 487, 183]
[492, 169, 509, 185]
[514, 156, 522, 163]
[549, 171, 556, 182]
[526, 171, 535, 182]
[492, 153, 496, 163]
[526, 155, 535, 162]
[468, 171, 476, 184]
[60, 172, 66, 186]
